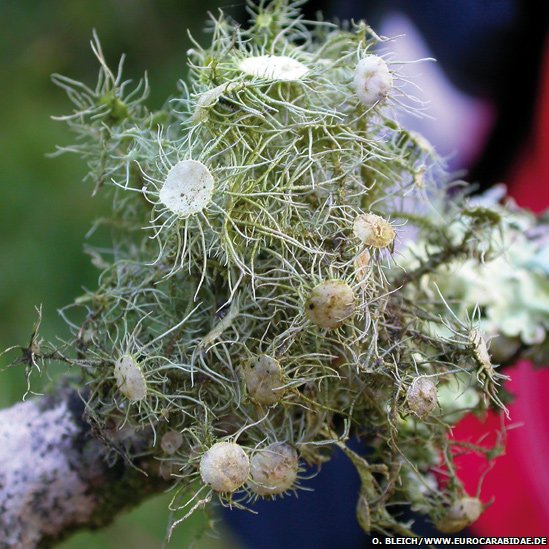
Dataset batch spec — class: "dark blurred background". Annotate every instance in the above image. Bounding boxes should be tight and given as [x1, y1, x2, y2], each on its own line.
[1, 0, 546, 547]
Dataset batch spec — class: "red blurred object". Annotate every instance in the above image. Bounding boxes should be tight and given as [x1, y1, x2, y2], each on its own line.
[452, 36, 549, 543]
[508, 38, 549, 216]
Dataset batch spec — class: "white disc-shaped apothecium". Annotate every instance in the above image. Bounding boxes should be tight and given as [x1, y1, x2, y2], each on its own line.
[249, 442, 299, 496]
[160, 430, 184, 455]
[239, 55, 309, 81]
[192, 82, 240, 123]
[353, 213, 395, 248]
[242, 355, 286, 405]
[305, 280, 355, 330]
[114, 354, 147, 402]
[353, 55, 393, 107]
[354, 249, 371, 285]
[159, 160, 214, 217]
[406, 377, 438, 419]
[436, 497, 484, 533]
[200, 442, 250, 493]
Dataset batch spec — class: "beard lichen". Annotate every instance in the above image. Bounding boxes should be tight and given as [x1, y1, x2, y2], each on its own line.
[14, 0, 548, 539]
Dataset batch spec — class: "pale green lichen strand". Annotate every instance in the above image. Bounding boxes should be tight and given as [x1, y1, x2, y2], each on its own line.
[33, 0, 549, 538]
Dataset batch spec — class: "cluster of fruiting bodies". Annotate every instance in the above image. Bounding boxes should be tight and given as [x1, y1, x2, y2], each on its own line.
[50, 0, 510, 537]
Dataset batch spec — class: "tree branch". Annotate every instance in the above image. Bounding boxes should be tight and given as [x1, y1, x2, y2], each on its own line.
[0, 388, 167, 549]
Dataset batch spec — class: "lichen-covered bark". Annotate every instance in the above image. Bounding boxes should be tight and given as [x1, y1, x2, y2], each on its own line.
[0, 389, 166, 549]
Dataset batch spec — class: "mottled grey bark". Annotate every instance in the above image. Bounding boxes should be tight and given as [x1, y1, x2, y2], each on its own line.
[0, 389, 166, 549]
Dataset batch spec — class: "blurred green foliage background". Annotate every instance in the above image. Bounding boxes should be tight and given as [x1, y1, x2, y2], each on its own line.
[0, 1, 244, 547]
